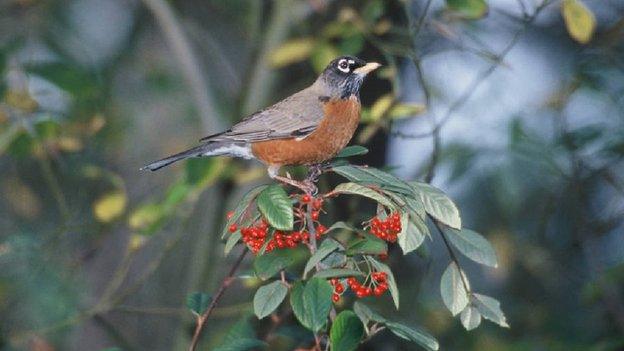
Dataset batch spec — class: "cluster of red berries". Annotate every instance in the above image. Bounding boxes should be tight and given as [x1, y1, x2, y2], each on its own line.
[329, 271, 389, 302]
[369, 213, 402, 242]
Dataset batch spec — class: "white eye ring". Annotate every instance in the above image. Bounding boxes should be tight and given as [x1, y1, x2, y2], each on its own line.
[337, 59, 350, 73]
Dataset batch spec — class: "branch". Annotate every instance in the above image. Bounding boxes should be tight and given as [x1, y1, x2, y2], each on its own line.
[188, 247, 248, 351]
[431, 217, 471, 294]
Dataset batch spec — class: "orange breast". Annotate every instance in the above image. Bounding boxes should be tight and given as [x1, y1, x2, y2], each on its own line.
[251, 96, 361, 166]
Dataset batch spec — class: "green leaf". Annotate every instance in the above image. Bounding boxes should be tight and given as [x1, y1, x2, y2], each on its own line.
[472, 293, 509, 328]
[411, 182, 461, 229]
[398, 214, 428, 255]
[336, 145, 369, 158]
[313, 269, 364, 279]
[562, 0, 596, 44]
[346, 236, 387, 256]
[257, 185, 294, 231]
[290, 281, 310, 330]
[222, 185, 267, 238]
[185, 157, 224, 187]
[332, 165, 414, 196]
[440, 262, 470, 316]
[460, 305, 482, 331]
[253, 280, 288, 319]
[446, 0, 488, 20]
[353, 301, 386, 326]
[332, 182, 396, 209]
[386, 321, 439, 351]
[213, 316, 267, 351]
[330, 311, 364, 351]
[445, 228, 497, 267]
[370, 258, 399, 309]
[304, 239, 342, 277]
[303, 278, 334, 332]
[186, 292, 212, 316]
[224, 230, 242, 255]
[254, 249, 297, 280]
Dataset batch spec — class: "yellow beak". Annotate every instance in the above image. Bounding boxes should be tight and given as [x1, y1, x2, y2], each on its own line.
[354, 62, 382, 75]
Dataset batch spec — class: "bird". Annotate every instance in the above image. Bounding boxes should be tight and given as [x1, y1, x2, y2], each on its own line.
[142, 55, 380, 192]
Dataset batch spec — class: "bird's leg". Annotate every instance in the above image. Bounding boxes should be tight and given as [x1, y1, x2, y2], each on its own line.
[268, 165, 316, 195]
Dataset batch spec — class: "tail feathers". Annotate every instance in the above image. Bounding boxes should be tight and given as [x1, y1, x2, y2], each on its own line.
[141, 142, 253, 171]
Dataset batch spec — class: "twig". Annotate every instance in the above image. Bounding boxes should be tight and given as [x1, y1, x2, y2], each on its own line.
[188, 248, 248, 351]
[431, 217, 471, 294]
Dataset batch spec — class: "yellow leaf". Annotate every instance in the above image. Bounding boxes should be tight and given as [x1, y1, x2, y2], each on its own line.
[369, 94, 394, 121]
[57, 136, 83, 152]
[4, 90, 38, 112]
[389, 103, 427, 119]
[129, 203, 161, 230]
[562, 0, 596, 44]
[93, 191, 127, 223]
[269, 38, 316, 68]
[128, 234, 148, 252]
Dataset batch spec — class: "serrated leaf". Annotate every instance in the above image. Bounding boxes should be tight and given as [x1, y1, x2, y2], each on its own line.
[562, 0, 596, 44]
[446, 0, 488, 20]
[257, 185, 293, 231]
[224, 230, 242, 255]
[411, 182, 461, 229]
[332, 165, 414, 196]
[336, 145, 369, 158]
[346, 236, 387, 256]
[304, 239, 342, 277]
[445, 228, 497, 267]
[253, 280, 288, 319]
[370, 258, 399, 309]
[222, 185, 267, 238]
[269, 38, 316, 68]
[290, 281, 309, 329]
[473, 293, 509, 328]
[332, 182, 396, 209]
[440, 262, 470, 316]
[330, 311, 364, 351]
[460, 305, 482, 331]
[302, 278, 334, 332]
[398, 214, 428, 255]
[388, 103, 426, 119]
[254, 249, 297, 280]
[186, 292, 211, 316]
[313, 269, 364, 279]
[93, 191, 127, 223]
[386, 322, 439, 351]
[353, 301, 386, 326]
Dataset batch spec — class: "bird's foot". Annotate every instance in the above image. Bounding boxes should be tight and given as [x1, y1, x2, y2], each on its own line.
[273, 176, 317, 195]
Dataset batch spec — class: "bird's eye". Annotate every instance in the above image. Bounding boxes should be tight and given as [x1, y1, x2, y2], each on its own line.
[337, 59, 350, 73]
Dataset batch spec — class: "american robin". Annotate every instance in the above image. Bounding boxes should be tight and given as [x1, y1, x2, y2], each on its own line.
[142, 55, 380, 191]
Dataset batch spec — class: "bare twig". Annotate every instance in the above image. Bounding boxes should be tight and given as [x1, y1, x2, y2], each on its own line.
[188, 248, 248, 351]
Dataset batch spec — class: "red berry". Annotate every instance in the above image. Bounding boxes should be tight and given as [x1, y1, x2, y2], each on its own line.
[302, 194, 311, 203]
[379, 253, 388, 260]
[228, 224, 238, 233]
[313, 199, 323, 210]
[330, 278, 338, 286]
[226, 211, 235, 220]
[317, 224, 327, 235]
[335, 283, 345, 293]
[332, 293, 340, 302]
[311, 211, 320, 220]
[347, 277, 357, 286]
[374, 286, 384, 296]
[356, 290, 366, 298]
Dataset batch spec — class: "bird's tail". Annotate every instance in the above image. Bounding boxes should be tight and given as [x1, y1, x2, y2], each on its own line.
[141, 141, 239, 171]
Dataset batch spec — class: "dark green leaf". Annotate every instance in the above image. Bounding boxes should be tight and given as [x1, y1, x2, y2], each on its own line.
[335, 145, 369, 158]
[445, 228, 497, 267]
[185, 157, 221, 186]
[213, 316, 267, 351]
[313, 268, 364, 279]
[440, 262, 470, 316]
[332, 165, 414, 196]
[330, 311, 364, 351]
[257, 185, 294, 231]
[290, 281, 310, 330]
[346, 236, 387, 256]
[332, 182, 396, 209]
[304, 239, 342, 277]
[254, 249, 297, 280]
[353, 301, 386, 326]
[386, 321, 439, 351]
[253, 280, 288, 319]
[303, 278, 333, 332]
[186, 292, 212, 316]
[224, 231, 242, 255]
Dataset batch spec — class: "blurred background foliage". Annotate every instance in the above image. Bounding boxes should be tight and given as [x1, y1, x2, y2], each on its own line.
[0, 0, 623, 350]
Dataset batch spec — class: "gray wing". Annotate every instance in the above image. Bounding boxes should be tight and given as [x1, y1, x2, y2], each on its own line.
[200, 87, 325, 143]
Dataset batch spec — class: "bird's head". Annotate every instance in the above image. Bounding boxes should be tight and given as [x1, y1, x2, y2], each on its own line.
[316, 56, 381, 99]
